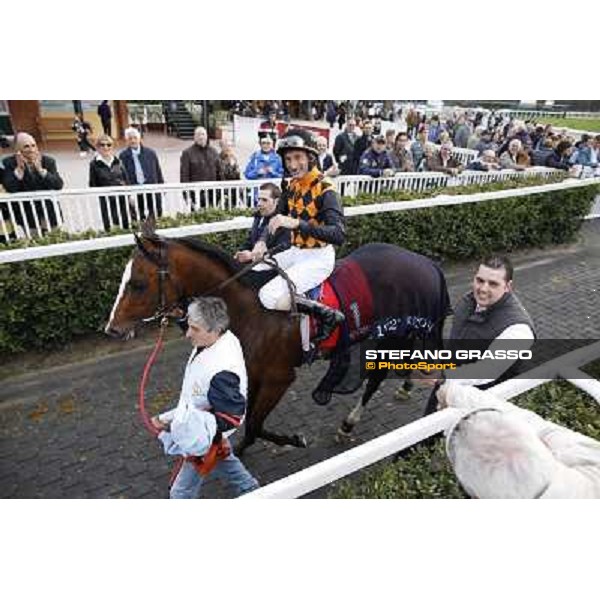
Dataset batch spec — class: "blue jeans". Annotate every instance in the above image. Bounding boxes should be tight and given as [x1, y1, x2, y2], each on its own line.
[170, 441, 259, 499]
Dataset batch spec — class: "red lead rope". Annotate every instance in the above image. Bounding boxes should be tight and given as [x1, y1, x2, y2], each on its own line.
[138, 320, 169, 438]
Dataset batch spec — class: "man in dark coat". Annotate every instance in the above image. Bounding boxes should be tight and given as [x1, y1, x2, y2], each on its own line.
[352, 120, 374, 173]
[98, 101, 112, 135]
[333, 118, 358, 175]
[180, 126, 222, 210]
[1, 132, 64, 232]
[233, 182, 290, 263]
[119, 127, 165, 218]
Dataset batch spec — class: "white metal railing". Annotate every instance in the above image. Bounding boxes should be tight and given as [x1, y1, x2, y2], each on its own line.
[0, 168, 567, 244]
[1, 176, 597, 265]
[498, 109, 600, 120]
[241, 341, 600, 499]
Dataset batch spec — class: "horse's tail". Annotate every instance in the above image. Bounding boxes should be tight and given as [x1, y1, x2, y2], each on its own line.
[434, 262, 453, 347]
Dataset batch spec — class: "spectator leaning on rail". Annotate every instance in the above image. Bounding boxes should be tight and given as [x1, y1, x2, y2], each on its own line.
[545, 141, 573, 171]
[358, 135, 395, 178]
[152, 297, 259, 499]
[233, 182, 289, 264]
[499, 139, 526, 171]
[1, 132, 64, 231]
[244, 135, 283, 181]
[438, 382, 600, 499]
[119, 127, 165, 219]
[466, 149, 499, 172]
[570, 134, 598, 168]
[425, 141, 463, 176]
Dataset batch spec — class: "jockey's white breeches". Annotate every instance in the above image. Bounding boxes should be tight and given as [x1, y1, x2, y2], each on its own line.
[258, 245, 335, 310]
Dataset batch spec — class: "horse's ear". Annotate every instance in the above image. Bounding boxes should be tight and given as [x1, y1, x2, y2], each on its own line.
[140, 215, 157, 239]
[134, 233, 146, 252]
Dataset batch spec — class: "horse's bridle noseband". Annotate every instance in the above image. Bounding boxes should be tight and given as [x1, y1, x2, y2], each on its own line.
[135, 235, 183, 324]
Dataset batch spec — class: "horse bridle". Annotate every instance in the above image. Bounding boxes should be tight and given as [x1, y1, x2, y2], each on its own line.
[135, 236, 299, 325]
[135, 235, 182, 324]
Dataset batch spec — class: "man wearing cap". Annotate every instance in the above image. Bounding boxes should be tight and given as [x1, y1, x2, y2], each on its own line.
[151, 297, 258, 499]
[255, 128, 346, 344]
[358, 135, 395, 178]
[440, 382, 600, 499]
[244, 135, 284, 181]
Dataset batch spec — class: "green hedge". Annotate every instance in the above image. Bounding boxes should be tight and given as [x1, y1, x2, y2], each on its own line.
[0, 179, 596, 355]
[329, 375, 600, 499]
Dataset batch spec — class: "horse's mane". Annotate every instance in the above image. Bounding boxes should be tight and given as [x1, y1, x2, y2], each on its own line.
[171, 236, 268, 289]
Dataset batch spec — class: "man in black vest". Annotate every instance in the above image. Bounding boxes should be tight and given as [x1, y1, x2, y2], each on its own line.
[423, 255, 535, 415]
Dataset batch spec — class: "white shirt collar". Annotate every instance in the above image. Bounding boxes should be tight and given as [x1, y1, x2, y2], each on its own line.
[95, 154, 115, 167]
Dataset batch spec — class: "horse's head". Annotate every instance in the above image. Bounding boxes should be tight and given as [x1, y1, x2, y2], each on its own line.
[105, 226, 182, 339]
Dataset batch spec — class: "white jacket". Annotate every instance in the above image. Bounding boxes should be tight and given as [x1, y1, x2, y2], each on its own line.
[444, 382, 600, 499]
[159, 330, 248, 447]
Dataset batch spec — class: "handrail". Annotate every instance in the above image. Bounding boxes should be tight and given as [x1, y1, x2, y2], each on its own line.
[1, 176, 595, 265]
[0, 168, 567, 243]
[241, 341, 600, 499]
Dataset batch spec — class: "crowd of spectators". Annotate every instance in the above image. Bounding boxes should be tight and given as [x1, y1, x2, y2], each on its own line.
[2, 104, 600, 239]
[324, 104, 600, 179]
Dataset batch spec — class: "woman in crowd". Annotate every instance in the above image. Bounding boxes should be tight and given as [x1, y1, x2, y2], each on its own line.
[89, 134, 132, 231]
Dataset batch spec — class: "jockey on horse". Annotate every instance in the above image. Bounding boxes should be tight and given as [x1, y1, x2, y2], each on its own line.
[253, 128, 346, 345]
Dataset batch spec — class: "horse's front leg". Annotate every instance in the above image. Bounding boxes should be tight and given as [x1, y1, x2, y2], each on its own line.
[336, 371, 388, 441]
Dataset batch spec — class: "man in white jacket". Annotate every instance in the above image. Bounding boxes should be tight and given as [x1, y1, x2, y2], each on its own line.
[440, 382, 600, 499]
[151, 297, 259, 499]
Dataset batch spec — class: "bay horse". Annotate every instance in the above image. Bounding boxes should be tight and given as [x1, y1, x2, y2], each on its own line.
[105, 222, 451, 453]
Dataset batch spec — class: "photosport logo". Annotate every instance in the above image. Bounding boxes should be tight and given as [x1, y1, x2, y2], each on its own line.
[359, 339, 597, 380]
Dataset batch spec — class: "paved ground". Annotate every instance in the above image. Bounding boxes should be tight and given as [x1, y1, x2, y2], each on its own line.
[1, 221, 599, 499]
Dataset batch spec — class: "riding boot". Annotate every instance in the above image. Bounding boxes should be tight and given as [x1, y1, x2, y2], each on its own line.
[295, 296, 345, 345]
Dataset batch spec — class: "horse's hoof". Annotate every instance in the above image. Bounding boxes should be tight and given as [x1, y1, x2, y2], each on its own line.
[313, 390, 332, 406]
[293, 434, 308, 448]
[395, 387, 412, 401]
[335, 427, 353, 443]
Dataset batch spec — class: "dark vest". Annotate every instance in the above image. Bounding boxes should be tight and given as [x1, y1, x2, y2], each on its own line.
[449, 291, 536, 388]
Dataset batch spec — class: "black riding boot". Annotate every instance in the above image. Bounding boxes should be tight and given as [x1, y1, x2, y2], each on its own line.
[295, 296, 345, 345]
